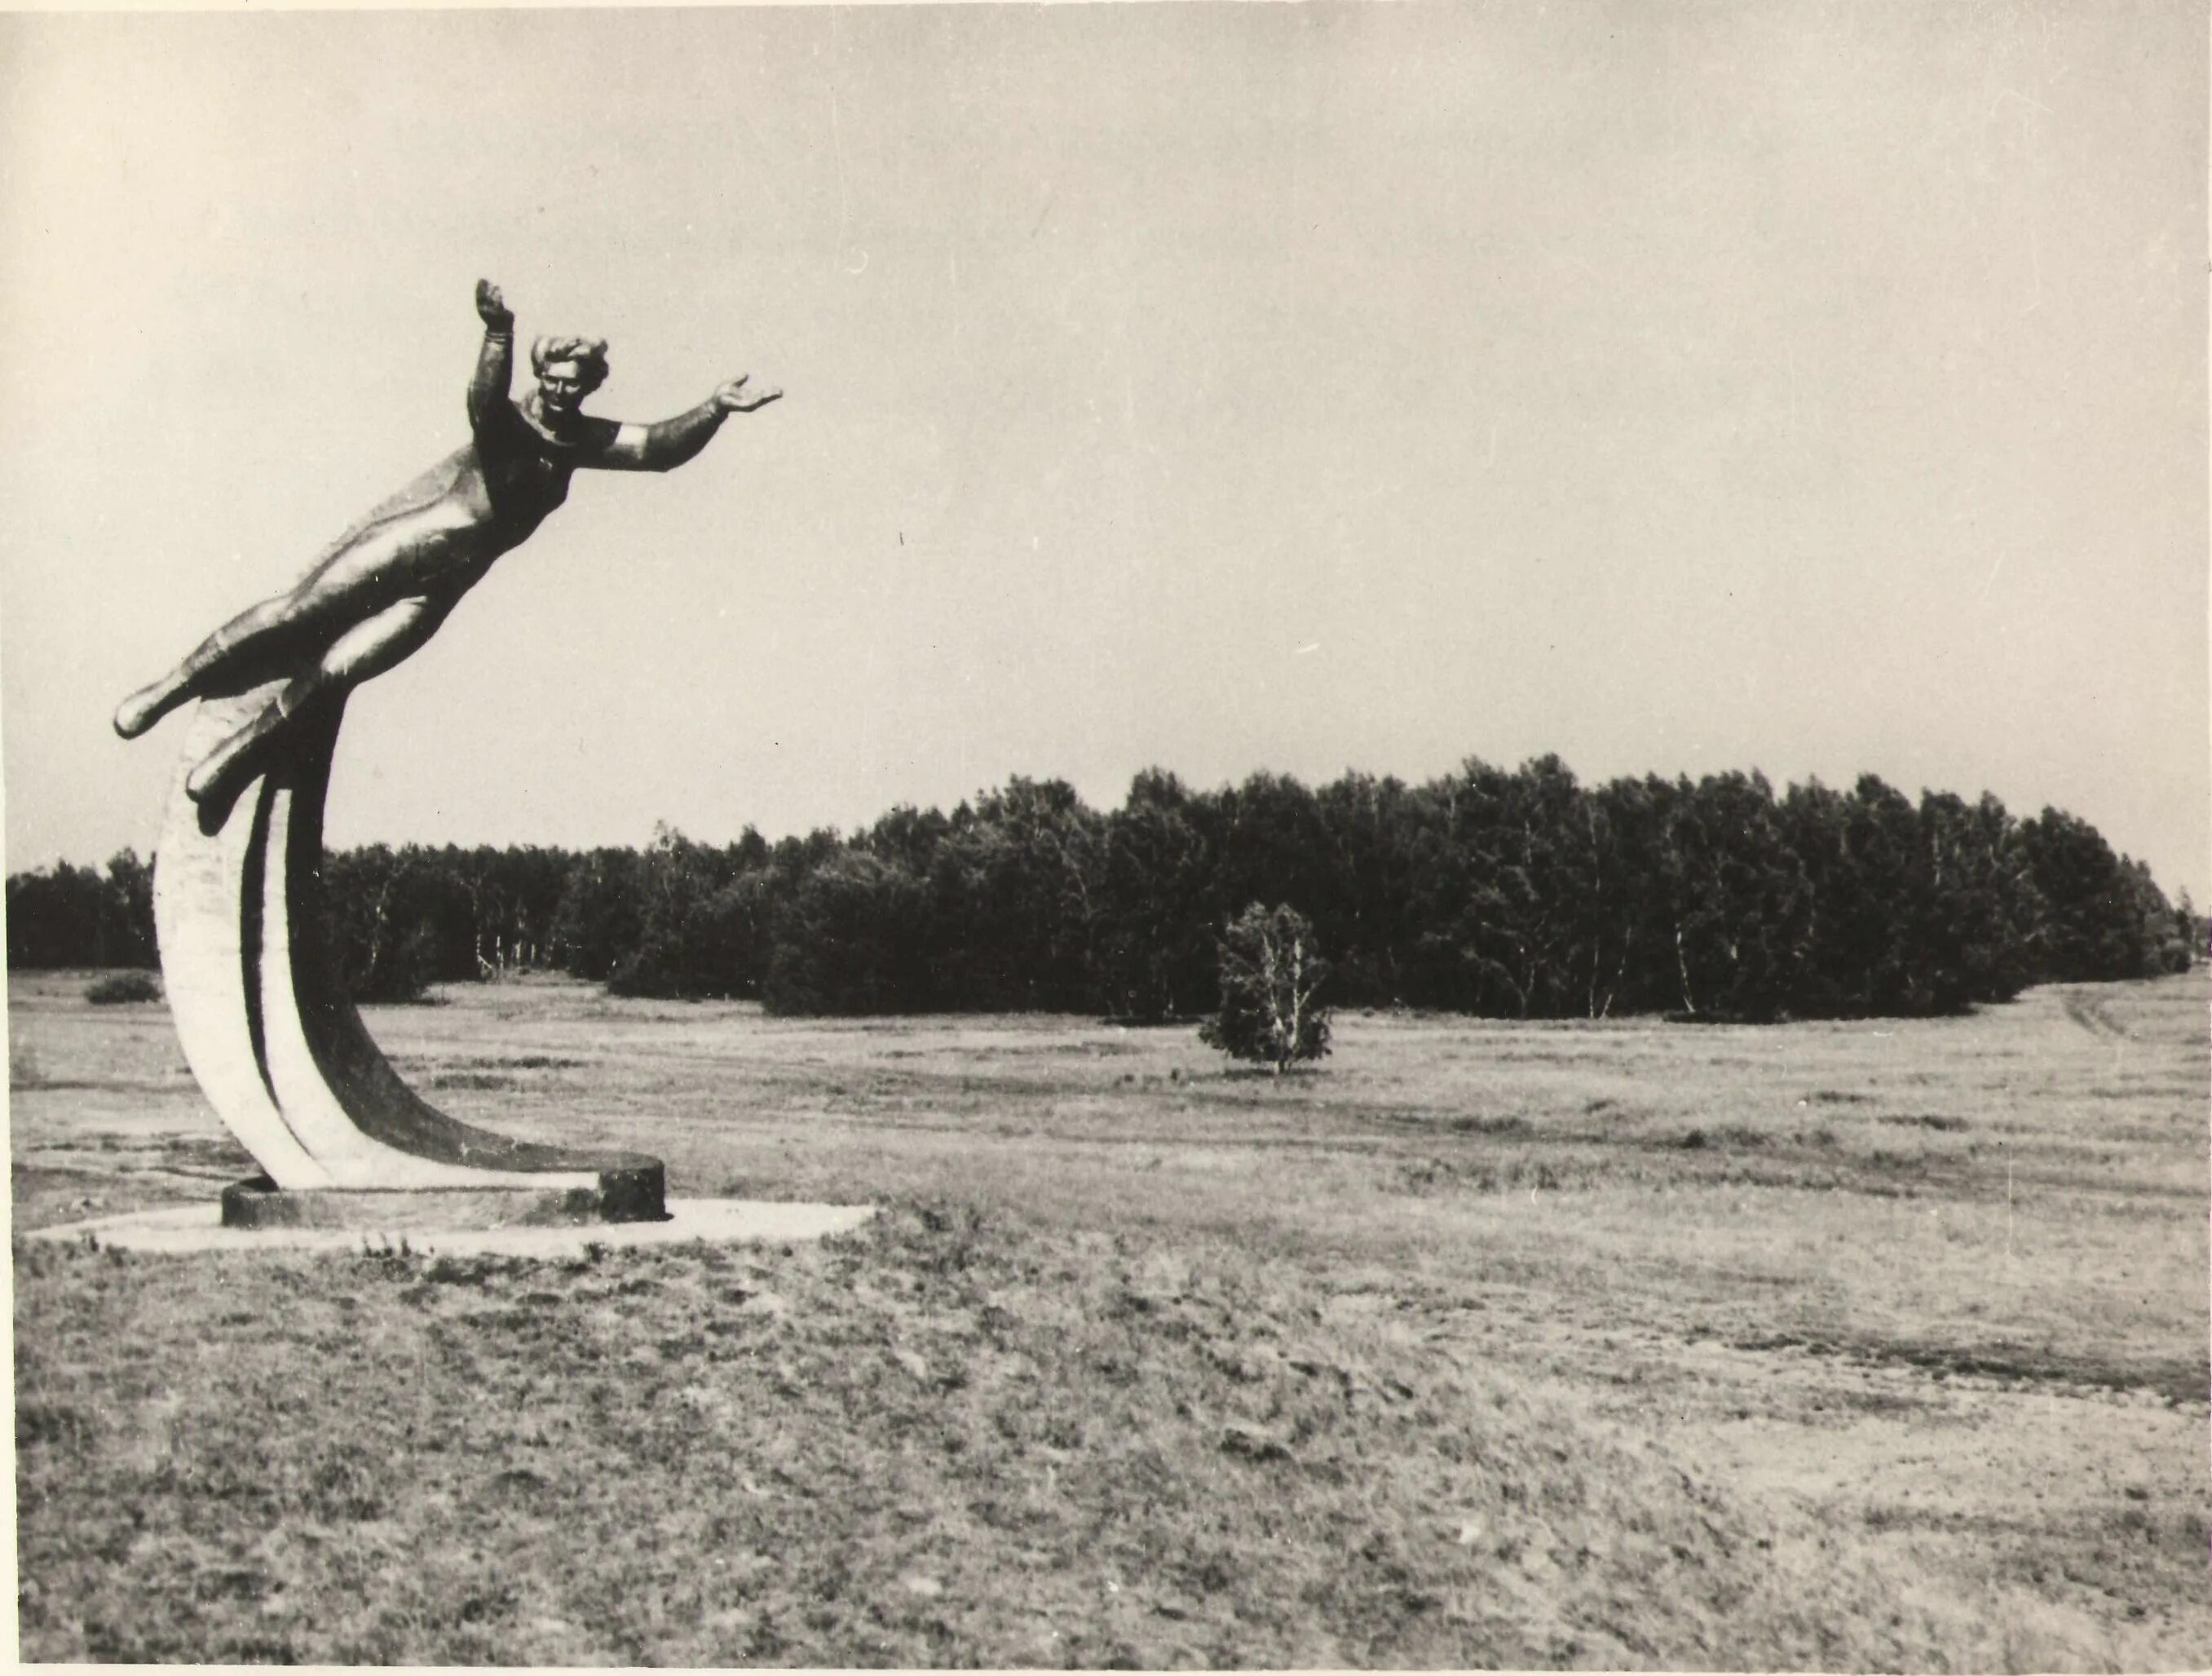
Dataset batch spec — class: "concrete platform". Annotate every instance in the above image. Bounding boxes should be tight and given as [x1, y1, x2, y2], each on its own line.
[217, 1172, 666, 1231]
[24, 1197, 876, 1259]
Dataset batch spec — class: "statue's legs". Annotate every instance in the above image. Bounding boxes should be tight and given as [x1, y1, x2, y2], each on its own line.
[115, 500, 479, 741]
[186, 595, 448, 813]
[115, 595, 311, 739]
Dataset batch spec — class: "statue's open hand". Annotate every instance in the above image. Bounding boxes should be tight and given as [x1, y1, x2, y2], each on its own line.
[475, 280, 514, 331]
[715, 376, 783, 413]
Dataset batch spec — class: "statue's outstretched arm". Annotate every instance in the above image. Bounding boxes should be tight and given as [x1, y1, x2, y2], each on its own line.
[581, 376, 783, 474]
[467, 280, 516, 431]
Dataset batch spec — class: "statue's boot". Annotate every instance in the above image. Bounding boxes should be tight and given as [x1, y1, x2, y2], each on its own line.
[185, 698, 294, 811]
[115, 678, 183, 740]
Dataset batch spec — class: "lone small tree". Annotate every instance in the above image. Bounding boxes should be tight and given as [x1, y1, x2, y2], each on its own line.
[1200, 902, 1332, 1073]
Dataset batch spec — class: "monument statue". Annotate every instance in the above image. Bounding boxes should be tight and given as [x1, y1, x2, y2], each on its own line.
[113, 281, 781, 1230]
[117, 281, 780, 816]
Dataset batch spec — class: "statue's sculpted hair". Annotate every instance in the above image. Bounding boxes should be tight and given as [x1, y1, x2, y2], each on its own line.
[531, 335, 611, 394]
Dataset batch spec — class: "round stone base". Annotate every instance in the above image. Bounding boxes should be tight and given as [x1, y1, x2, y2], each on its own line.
[26, 1198, 878, 1259]
[219, 1165, 666, 1232]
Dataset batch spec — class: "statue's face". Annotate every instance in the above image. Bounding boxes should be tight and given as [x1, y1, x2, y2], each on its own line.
[537, 362, 588, 418]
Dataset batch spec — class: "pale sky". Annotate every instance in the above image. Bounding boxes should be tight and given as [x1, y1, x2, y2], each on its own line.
[2, 3, 2205, 898]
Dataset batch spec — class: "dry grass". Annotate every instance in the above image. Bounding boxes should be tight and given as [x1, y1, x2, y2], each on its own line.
[11, 967, 2208, 1666]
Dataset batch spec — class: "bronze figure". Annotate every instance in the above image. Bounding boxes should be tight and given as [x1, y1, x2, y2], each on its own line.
[115, 280, 780, 815]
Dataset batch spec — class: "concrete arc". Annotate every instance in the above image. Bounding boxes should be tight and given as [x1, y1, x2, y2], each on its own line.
[153, 687, 333, 1191]
[152, 687, 663, 1212]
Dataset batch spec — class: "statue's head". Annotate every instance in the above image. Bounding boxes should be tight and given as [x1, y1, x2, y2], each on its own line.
[530, 335, 611, 420]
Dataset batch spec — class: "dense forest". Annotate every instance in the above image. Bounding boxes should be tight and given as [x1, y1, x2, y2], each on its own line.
[8, 759, 2199, 1021]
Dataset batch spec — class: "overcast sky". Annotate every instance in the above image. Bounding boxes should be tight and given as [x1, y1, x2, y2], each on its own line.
[2, 2, 2204, 898]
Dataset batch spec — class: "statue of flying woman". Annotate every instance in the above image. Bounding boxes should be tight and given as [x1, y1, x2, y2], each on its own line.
[114, 280, 781, 814]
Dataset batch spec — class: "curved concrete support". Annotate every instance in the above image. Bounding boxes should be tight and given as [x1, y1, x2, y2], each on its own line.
[154, 685, 664, 1218]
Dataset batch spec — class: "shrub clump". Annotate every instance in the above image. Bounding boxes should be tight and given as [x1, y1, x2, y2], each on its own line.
[83, 971, 162, 1006]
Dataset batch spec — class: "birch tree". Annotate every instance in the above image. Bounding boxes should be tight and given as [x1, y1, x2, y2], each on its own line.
[1200, 903, 1332, 1073]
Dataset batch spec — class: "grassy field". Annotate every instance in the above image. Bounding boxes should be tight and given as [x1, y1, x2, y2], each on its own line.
[11, 966, 2208, 1666]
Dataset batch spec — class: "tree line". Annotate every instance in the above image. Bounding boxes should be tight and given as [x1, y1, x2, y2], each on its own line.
[8, 758, 2199, 1019]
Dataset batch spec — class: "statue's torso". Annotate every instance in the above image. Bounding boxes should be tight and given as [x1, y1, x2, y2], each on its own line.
[473, 397, 580, 541]
[304, 398, 587, 599]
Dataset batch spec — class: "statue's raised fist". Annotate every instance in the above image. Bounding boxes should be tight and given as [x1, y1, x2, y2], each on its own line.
[475, 280, 514, 331]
